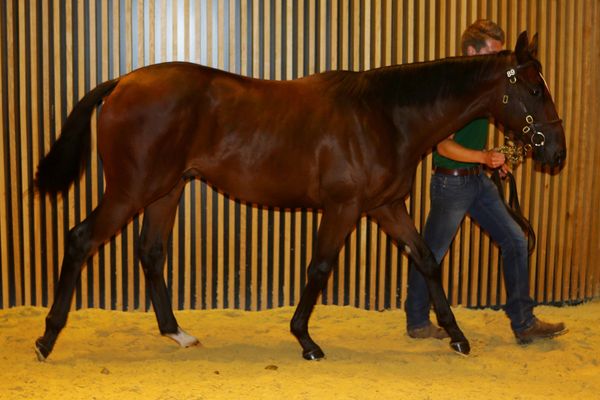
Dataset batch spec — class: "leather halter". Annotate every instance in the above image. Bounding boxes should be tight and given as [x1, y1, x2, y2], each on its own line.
[502, 62, 563, 149]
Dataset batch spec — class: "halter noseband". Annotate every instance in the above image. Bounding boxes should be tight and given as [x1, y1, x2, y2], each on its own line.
[502, 63, 562, 149]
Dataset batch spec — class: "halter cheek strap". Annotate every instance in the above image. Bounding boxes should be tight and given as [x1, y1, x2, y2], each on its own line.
[502, 65, 563, 148]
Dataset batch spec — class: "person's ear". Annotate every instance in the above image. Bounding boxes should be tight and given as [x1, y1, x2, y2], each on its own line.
[466, 45, 477, 56]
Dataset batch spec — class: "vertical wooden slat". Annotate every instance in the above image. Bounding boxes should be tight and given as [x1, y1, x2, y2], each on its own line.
[286, 0, 293, 79]
[319, 0, 327, 74]
[591, 2, 600, 298]
[284, 210, 291, 306]
[101, 0, 110, 308]
[238, 0, 248, 310]
[111, 0, 122, 310]
[336, 1, 347, 306]
[65, 0, 76, 311]
[125, 0, 135, 311]
[17, 0, 31, 306]
[217, 194, 224, 309]
[192, 0, 202, 311]
[358, 218, 366, 309]
[569, 0, 585, 301]
[76, 0, 88, 308]
[307, 0, 315, 75]
[533, 0, 549, 302]
[349, 0, 360, 308]
[251, 205, 258, 310]
[228, 1, 237, 303]
[454, 2, 468, 305]
[341, 0, 348, 70]
[216, 1, 225, 310]
[553, 0, 572, 303]
[261, 2, 271, 310]
[369, 220, 377, 309]
[8, 0, 23, 307]
[395, 0, 407, 310]
[0, 0, 8, 309]
[170, 0, 180, 310]
[261, 206, 268, 310]
[239, 201, 246, 309]
[229, 0, 236, 73]
[577, 0, 595, 300]
[30, 0, 42, 306]
[228, 198, 235, 308]
[544, 0, 560, 303]
[39, 0, 52, 309]
[90, 0, 101, 309]
[193, 184, 202, 310]
[183, 0, 193, 311]
[137, 0, 146, 310]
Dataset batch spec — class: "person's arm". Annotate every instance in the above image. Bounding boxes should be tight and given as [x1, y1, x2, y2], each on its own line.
[437, 134, 506, 170]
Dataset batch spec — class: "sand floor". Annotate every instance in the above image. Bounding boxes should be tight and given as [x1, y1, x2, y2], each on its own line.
[0, 301, 598, 399]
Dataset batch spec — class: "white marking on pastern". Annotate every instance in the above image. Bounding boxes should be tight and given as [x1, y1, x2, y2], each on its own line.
[164, 328, 201, 348]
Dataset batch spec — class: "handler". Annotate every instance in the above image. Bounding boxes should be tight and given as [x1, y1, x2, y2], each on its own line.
[405, 19, 567, 344]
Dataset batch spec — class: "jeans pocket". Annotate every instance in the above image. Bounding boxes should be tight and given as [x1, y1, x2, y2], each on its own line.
[430, 175, 446, 194]
[431, 174, 467, 200]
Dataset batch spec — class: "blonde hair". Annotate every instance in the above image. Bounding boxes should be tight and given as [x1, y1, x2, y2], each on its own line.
[461, 19, 505, 55]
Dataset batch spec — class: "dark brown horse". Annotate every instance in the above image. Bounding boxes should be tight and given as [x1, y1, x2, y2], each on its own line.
[34, 31, 565, 361]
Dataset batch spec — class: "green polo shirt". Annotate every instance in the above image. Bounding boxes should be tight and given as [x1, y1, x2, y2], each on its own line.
[433, 118, 489, 169]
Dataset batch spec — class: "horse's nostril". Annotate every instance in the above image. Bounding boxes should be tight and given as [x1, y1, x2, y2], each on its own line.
[555, 150, 567, 166]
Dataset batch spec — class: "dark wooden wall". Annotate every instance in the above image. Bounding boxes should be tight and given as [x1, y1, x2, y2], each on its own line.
[1, 0, 599, 311]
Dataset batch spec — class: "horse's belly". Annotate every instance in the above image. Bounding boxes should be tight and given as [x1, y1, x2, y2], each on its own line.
[188, 162, 321, 209]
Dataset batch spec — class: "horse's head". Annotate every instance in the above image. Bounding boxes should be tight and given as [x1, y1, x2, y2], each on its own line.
[495, 31, 566, 167]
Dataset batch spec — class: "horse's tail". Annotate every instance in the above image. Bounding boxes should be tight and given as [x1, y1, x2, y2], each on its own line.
[35, 78, 120, 194]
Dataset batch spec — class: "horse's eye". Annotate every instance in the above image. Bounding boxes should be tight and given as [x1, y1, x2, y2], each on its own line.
[531, 88, 541, 96]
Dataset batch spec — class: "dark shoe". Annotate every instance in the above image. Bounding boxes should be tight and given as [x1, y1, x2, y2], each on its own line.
[407, 322, 449, 339]
[514, 318, 568, 344]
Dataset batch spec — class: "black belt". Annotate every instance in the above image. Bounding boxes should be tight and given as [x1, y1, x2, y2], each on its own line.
[434, 165, 482, 176]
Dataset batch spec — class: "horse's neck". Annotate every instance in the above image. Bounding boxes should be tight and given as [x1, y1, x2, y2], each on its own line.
[380, 55, 511, 153]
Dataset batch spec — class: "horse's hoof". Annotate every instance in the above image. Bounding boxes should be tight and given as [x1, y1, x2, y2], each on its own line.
[450, 340, 470, 356]
[34, 339, 49, 362]
[303, 348, 325, 361]
[164, 328, 201, 348]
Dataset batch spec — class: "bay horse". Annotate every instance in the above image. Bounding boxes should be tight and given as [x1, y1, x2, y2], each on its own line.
[34, 31, 565, 361]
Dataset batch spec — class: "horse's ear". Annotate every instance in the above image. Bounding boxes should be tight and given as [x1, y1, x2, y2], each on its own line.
[515, 31, 530, 63]
[528, 33, 539, 59]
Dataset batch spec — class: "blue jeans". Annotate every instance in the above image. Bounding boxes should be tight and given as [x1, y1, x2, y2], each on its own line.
[405, 171, 536, 333]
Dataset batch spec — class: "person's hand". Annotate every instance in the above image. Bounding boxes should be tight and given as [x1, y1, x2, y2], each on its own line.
[499, 162, 511, 178]
[482, 150, 506, 170]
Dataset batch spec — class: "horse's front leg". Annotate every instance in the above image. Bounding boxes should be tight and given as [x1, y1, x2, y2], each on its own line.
[291, 203, 360, 360]
[368, 202, 470, 355]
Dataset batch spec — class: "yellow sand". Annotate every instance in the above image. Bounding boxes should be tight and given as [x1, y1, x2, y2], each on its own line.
[0, 301, 598, 400]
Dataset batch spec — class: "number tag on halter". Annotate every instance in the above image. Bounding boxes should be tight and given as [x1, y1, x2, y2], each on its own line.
[507, 69, 517, 84]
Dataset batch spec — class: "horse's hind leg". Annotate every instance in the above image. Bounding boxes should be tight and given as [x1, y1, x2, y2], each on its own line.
[368, 202, 470, 355]
[35, 193, 138, 360]
[291, 203, 360, 360]
[138, 179, 199, 348]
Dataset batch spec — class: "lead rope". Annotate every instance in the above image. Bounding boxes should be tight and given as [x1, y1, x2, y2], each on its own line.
[491, 141, 536, 254]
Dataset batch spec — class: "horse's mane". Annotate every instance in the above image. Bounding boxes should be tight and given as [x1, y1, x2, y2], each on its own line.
[321, 50, 513, 106]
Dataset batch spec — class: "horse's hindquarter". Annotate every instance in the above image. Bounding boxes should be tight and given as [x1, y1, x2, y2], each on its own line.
[98, 63, 217, 203]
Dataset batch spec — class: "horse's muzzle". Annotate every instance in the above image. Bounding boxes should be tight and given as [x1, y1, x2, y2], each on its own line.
[553, 149, 567, 167]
